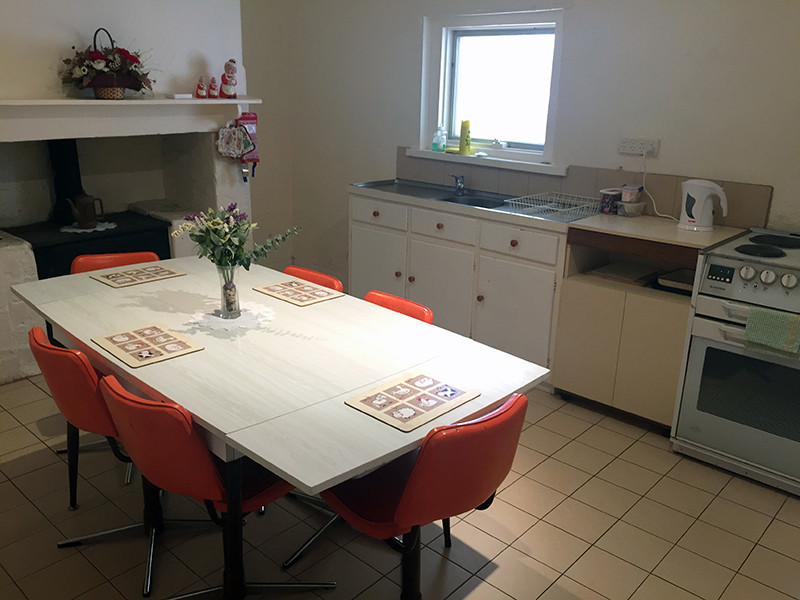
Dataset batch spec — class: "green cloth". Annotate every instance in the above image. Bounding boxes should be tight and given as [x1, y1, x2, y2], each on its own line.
[744, 306, 800, 358]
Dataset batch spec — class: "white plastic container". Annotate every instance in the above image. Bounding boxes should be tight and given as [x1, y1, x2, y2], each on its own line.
[620, 184, 643, 203]
[617, 200, 645, 217]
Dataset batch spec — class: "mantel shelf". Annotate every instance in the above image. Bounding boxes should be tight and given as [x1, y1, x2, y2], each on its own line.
[0, 95, 262, 107]
[0, 96, 263, 143]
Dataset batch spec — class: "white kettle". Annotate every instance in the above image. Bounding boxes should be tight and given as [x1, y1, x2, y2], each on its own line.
[678, 179, 728, 232]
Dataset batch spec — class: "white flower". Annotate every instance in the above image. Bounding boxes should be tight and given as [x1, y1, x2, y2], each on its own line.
[91, 59, 108, 71]
[72, 65, 83, 78]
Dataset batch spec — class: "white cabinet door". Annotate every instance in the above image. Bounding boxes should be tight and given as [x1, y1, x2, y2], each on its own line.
[407, 238, 474, 336]
[350, 223, 406, 299]
[474, 255, 555, 366]
[613, 291, 690, 425]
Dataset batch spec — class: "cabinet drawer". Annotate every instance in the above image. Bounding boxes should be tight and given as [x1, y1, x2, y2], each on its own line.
[350, 195, 408, 231]
[410, 208, 477, 245]
[480, 222, 560, 265]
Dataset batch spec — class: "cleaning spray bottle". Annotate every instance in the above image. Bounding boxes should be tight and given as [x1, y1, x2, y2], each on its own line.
[432, 125, 447, 152]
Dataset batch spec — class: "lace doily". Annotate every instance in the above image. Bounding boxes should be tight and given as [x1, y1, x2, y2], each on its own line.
[59, 222, 119, 234]
[188, 301, 275, 331]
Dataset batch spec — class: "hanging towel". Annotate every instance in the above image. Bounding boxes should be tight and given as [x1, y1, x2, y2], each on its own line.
[744, 306, 800, 358]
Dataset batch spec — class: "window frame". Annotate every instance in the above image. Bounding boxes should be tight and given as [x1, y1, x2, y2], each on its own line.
[421, 10, 563, 166]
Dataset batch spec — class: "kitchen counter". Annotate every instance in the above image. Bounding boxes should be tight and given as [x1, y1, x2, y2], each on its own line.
[571, 214, 743, 249]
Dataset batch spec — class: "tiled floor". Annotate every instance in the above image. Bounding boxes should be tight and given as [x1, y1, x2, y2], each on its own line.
[2, 377, 800, 600]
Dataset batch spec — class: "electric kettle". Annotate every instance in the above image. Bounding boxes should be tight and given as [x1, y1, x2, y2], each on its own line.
[678, 179, 728, 232]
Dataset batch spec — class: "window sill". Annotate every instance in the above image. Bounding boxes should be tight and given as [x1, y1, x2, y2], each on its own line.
[406, 148, 568, 176]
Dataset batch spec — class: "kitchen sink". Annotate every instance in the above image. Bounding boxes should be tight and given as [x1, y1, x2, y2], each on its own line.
[435, 195, 508, 209]
[353, 179, 601, 221]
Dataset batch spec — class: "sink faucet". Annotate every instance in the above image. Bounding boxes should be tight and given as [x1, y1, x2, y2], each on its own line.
[449, 174, 465, 195]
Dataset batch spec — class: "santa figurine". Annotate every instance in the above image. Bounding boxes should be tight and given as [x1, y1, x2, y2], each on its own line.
[207, 76, 219, 98]
[220, 58, 237, 98]
[194, 76, 207, 98]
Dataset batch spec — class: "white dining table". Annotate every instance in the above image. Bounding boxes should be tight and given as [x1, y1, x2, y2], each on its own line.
[12, 256, 549, 598]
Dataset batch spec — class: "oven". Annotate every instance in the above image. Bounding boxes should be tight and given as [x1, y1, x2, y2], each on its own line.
[672, 228, 800, 495]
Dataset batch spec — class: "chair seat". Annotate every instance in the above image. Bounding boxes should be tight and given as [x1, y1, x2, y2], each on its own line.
[321, 450, 418, 539]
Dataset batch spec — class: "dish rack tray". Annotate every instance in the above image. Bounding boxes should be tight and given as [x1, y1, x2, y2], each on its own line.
[505, 192, 601, 223]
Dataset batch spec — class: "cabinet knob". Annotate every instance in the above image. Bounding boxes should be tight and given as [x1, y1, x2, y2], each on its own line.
[510, 239, 519, 247]
[476, 295, 485, 302]
[394, 271, 402, 278]
[436, 222, 444, 230]
[372, 210, 380, 217]
[408, 275, 416, 283]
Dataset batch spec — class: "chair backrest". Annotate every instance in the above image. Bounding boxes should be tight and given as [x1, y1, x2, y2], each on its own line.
[28, 327, 118, 437]
[70, 251, 160, 274]
[283, 265, 344, 292]
[394, 393, 528, 528]
[99, 375, 227, 503]
[364, 290, 433, 324]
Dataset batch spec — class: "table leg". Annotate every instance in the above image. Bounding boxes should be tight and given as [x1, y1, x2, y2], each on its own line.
[223, 456, 245, 600]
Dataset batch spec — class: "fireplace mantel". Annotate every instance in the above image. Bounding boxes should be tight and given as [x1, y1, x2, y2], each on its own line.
[0, 95, 262, 143]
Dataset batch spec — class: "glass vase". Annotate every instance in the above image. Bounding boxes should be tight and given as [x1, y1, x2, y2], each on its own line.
[217, 265, 241, 319]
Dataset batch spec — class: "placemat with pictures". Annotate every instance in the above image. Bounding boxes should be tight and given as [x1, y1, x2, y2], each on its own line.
[92, 324, 203, 368]
[345, 373, 479, 432]
[254, 280, 344, 306]
[90, 265, 185, 288]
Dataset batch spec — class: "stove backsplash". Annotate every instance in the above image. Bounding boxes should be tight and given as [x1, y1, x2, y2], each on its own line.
[0, 136, 170, 229]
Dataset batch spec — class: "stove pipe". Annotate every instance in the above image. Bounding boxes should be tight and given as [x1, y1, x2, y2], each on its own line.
[47, 139, 86, 226]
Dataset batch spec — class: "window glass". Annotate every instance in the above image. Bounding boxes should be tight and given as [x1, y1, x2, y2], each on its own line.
[421, 10, 563, 165]
[450, 28, 555, 149]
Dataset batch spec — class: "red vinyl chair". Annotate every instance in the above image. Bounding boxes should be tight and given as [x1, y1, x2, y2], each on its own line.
[283, 265, 344, 292]
[28, 327, 132, 510]
[70, 251, 160, 274]
[99, 375, 335, 599]
[364, 290, 434, 324]
[320, 393, 528, 600]
[281, 291, 435, 569]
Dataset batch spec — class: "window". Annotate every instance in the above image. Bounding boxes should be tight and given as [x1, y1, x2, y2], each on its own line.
[421, 10, 563, 165]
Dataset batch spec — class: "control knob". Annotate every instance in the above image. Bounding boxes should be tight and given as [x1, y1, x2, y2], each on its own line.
[739, 266, 757, 281]
[781, 273, 799, 289]
[759, 270, 777, 285]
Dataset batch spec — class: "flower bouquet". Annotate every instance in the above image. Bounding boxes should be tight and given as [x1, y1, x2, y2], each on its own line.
[60, 28, 153, 98]
[172, 203, 300, 318]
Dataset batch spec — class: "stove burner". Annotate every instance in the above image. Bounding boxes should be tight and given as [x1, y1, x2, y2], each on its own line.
[749, 234, 800, 249]
[735, 244, 787, 258]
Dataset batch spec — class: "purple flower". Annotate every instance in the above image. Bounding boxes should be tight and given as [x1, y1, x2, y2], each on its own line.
[226, 202, 238, 213]
[183, 213, 197, 221]
[235, 212, 249, 222]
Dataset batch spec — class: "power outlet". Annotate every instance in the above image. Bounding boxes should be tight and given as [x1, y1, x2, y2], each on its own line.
[618, 138, 660, 157]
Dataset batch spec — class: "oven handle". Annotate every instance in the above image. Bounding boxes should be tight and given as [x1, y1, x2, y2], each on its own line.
[718, 324, 747, 346]
[721, 300, 752, 322]
[693, 316, 747, 347]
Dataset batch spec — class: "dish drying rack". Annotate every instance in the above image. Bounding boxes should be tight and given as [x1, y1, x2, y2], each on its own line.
[505, 192, 601, 223]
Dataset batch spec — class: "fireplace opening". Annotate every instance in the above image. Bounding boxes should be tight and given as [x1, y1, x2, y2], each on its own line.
[4, 138, 171, 279]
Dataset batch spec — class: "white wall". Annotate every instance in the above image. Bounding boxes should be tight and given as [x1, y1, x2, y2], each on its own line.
[241, 0, 800, 285]
[0, 0, 246, 227]
[1, 0, 244, 99]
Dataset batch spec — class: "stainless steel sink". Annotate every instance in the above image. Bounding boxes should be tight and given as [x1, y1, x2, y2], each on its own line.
[435, 195, 507, 209]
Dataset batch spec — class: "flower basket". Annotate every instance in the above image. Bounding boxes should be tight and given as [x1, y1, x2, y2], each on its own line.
[61, 27, 153, 96]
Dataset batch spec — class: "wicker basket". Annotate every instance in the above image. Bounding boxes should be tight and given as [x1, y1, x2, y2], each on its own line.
[93, 86, 125, 100]
[90, 29, 126, 100]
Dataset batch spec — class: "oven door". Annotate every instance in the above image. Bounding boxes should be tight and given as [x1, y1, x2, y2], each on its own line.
[674, 315, 800, 488]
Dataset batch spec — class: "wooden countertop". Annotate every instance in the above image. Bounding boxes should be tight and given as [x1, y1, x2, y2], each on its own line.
[571, 214, 744, 249]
